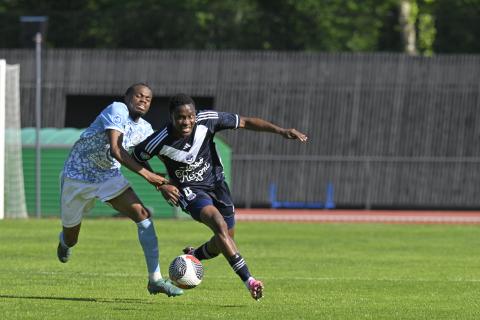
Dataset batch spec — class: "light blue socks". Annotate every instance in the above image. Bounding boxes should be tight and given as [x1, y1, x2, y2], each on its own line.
[137, 218, 161, 281]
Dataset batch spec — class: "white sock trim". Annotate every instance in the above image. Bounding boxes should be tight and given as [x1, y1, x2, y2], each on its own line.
[201, 245, 212, 259]
[137, 218, 152, 229]
[149, 272, 162, 282]
[244, 276, 254, 288]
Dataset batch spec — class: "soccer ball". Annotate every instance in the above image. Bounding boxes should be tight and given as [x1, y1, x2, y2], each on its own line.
[168, 254, 204, 289]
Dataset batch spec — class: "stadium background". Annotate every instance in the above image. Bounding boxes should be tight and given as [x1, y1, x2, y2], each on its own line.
[2, 2, 480, 319]
[1, 49, 479, 213]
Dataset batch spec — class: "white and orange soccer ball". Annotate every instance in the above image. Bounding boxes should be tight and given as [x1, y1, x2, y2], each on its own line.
[168, 254, 204, 289]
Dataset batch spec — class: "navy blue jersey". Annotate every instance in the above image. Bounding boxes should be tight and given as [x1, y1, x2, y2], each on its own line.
[133, 110, 239, 189]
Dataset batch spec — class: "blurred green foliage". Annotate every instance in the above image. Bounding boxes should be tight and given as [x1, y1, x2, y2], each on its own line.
[0, 0, 478, 53]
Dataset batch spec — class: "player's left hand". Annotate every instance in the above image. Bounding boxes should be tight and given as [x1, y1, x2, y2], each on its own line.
[281, 128, 308, 142]
[158, 184, 180, 206]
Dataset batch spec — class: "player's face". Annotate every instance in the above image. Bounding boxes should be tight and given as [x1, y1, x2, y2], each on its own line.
[172, 104, 196, 137]
[126, 86, 152, 120]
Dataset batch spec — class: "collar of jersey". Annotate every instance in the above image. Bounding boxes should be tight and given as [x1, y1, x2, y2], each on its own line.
[160, 124, 208, 164]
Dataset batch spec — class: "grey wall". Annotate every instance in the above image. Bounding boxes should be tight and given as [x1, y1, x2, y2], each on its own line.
[1, 49, 480, 208]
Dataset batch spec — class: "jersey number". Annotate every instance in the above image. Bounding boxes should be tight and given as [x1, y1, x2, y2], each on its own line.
[183, 187, 196, 201]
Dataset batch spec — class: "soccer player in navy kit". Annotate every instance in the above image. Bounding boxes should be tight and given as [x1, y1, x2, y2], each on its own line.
[133, 93, 308, 300]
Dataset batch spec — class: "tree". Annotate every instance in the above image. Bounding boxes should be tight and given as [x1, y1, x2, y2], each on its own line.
[399, 0, 418, 55]
[0, 0, 478, 53]
[433, 0, 480, 53]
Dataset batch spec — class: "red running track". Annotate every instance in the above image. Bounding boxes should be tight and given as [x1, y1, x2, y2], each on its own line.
[235, 209, 480, 224]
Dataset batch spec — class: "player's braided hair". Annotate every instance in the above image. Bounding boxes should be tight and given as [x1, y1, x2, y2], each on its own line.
[169, 93, 195, 114]
[124, 83, 152, 97]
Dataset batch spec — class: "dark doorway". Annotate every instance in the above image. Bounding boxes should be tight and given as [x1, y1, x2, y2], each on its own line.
[65, 95, 215, 130]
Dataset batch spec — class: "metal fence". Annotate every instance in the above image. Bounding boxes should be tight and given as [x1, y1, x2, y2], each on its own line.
[1, 49, 479, 208]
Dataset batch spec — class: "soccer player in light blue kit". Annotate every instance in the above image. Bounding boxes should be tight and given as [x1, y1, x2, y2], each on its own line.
[57, 83, 183, 297]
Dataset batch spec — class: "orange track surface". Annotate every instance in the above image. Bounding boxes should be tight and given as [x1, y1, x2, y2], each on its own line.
[235, 209, 480, 224]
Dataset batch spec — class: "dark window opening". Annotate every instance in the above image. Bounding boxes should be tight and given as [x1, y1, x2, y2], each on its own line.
[65, 95, 215, 130]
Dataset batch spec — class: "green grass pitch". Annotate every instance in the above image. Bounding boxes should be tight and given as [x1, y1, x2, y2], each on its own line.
[1, 218, 480, 319]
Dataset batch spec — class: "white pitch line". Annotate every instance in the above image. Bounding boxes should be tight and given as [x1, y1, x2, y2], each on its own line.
[26, 271, 480, 283]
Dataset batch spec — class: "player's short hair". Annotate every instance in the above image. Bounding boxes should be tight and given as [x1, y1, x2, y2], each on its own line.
[169, 93, 195, 114]
[124, 83, 152, 97]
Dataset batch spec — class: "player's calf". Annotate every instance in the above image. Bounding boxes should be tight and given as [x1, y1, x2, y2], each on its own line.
[226, 253, 264, 300]
[57, 232, 72, 263]
[183, 242, 219, 261]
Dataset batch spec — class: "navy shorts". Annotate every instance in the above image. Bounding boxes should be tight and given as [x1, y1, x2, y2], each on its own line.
[178, 181, 236, 229]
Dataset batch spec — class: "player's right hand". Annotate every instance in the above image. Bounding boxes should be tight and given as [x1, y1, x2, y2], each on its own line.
[281, 128, 308, 142]
[159, 184, 180, 206]
[147, 172, 169, 188]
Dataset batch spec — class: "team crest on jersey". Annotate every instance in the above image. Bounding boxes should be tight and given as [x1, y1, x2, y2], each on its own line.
[185, 153, 195, 163]
[113, 115, 122, 125]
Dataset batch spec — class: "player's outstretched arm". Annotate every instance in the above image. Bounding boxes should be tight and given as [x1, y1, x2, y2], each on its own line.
[107, 129, 168, 188]
[238, 116, 308, 142]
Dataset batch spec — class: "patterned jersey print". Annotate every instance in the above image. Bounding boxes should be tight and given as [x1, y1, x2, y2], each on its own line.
[133, 110, 239, 189]
[63, 102, 153, 183]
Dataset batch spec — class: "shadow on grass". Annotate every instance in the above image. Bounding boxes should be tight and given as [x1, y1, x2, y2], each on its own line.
[0, 294, 149, 304]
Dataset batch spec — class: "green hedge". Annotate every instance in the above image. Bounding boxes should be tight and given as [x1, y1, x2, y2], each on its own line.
[22, 129, 231, 218]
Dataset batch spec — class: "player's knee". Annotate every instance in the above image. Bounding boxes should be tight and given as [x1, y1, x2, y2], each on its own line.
[214, 221, 230, 241]
[212, 215, 228, 231]
[130, 204, 151, 221]
[138, 206, 151, 219]
[201, 208, 225, 229]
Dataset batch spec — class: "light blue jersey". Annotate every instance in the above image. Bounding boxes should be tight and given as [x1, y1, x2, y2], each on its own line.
[63, 102, 153, 183]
